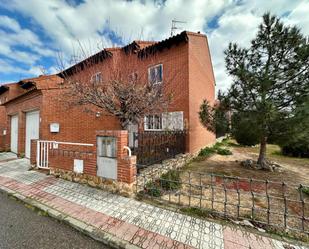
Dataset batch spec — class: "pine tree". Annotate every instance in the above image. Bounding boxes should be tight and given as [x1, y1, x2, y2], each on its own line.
[224, 13, 309, 168]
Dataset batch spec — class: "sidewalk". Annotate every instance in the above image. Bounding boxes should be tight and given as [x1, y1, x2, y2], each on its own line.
[0, 157, 307, 249]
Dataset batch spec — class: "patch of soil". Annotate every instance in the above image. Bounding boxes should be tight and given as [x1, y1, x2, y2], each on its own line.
[186, 147, 309, 186]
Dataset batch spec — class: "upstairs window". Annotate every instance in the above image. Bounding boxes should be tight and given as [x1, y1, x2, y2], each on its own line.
[144, 114, 162, 130]
[91, 72, 102, 84]
[148, 64, 163, 85]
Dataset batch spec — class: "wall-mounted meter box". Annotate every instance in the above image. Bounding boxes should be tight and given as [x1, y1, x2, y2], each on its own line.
[50, 123, 60, 133]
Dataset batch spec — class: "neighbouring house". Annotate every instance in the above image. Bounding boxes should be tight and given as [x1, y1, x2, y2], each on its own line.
[0, 74, 120, 158]
[0, 82, 27, 151]
[0, 31, 215, 185]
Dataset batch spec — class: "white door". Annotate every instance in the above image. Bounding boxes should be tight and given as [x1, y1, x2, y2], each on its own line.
[97, 136, 117, 180]
[10, 115, 18, 154]
[25, 111, 40, 158]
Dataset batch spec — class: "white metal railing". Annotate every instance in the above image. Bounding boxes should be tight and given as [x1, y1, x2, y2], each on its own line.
[36, 140, 94, 169]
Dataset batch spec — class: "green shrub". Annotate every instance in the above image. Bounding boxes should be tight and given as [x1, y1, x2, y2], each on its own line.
[281, 138, 309, 158]
[160, 170, 181, 191]
[144, 181, 162, 197]
[198, 147, 216, 157]
[231, 113, 260, 146]
[216, 147, 232, 155]
[300, 186, 309, 196]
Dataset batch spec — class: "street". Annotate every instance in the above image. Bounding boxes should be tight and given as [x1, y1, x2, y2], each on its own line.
[0, 191, 109, 249]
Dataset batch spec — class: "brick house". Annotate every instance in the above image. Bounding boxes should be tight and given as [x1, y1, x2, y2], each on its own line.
[0, 74, 121, 158]
[0, 31, 215, 183]
[60, 31, 216, 152]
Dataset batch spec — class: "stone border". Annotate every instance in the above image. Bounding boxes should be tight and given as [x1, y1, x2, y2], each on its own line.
[136, 153, 195, 185]
[50, 168, 135, 198]
[0, 185, 139, 249]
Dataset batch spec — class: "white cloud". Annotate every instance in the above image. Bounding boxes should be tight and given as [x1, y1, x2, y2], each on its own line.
[1, 0, 308, 91]
[206, 0, 309, 92]
[0, 14, 55, 66]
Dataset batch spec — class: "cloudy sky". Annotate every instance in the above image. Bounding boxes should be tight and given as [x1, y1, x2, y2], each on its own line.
[0, 0, 308, 92]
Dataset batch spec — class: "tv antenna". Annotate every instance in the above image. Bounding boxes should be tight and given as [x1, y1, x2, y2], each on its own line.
[171, 19, 186, 36]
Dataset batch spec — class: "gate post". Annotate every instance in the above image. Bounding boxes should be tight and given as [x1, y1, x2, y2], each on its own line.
[30, 139, 38, 165]
[96, 130, 137, 184]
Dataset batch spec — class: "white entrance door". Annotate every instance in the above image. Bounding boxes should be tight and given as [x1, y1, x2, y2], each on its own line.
[10, 115, 18, 154]
[25, 111, 40, 158]
[97, 136, 117, 180]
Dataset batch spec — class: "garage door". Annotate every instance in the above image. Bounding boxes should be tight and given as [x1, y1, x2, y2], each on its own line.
[10, 115, 18, 154]
[25, 111, 40, 158]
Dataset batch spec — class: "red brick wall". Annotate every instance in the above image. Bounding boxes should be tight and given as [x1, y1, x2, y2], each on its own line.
[48, 143, 96, 176]
[40, 88, 121, 143]
[30, 139, 37, 165]
[45, 130, 136, 184]
[188, 33, 216, 153]
[67, 42, 190, 150]
[0, 106, 7, 151]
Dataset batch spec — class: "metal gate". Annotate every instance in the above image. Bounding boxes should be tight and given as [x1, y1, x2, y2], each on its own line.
[97, 136, 117, 180]
[36, 140, 53, 168]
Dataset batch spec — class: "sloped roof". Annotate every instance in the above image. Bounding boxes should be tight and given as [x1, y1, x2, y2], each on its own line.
[1, 75, 63, 105]
[137, 31, 189, 59]
[59, 49, 113, 77]
[18, 74, 63, 90]
[59, 31, 193, 76]
[0, 85, 9, 94]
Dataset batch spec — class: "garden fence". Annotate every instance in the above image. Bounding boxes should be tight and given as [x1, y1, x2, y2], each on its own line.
[136, 169, 309, 235]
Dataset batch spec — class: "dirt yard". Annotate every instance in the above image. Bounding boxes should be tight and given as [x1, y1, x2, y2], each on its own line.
[154, 142, 309, 235]
[184, 143, 309, 186]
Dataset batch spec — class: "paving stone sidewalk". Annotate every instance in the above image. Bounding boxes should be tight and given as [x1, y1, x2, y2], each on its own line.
[0, 157, 307, 249]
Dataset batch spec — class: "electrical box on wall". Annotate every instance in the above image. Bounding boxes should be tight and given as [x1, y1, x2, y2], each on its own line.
[3, 129, 6, 135]
[50, 123, 60, 133]
[74, 159, 84, 174]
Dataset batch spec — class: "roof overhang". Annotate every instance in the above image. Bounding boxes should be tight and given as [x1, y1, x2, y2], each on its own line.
[58, 49, 113, 77]
[18, 80, 36, 89]
[137, 31, 189, 59]
[0, 85, 9, 94]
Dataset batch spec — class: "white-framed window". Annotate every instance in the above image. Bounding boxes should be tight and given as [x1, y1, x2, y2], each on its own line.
[148, 64, 163, 85]
[144, 114, 162, 130]
[91, 72, 102, 83]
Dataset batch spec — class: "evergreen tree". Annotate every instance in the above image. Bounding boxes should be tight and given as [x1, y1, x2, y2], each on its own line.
[224, 13, 309, 168]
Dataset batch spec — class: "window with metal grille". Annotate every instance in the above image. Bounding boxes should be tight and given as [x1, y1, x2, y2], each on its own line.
[91, 72, 102, 84]
[148, 64, 163, 85]
[144, 114, 162, 130]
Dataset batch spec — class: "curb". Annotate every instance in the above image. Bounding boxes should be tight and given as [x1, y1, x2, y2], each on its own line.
[0, 186, 140, 249]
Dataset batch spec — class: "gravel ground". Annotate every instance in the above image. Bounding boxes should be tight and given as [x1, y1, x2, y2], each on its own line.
[0, 191, 109, 249]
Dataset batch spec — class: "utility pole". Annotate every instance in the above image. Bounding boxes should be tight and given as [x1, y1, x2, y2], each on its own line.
[171, 19, 186, 36]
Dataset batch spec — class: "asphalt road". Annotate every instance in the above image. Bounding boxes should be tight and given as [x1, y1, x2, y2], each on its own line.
[0, 191, 110, 249]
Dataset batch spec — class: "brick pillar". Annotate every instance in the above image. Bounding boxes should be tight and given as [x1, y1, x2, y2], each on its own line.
[118, 155, 137, 184]
[96, 130, 137, 184]
[30, 139, 38, 165]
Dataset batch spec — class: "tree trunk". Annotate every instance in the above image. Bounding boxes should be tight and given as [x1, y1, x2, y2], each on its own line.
[257, 136, 267, 169]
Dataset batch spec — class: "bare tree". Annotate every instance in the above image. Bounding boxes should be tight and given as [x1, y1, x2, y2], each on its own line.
[57, 41, 183, 129]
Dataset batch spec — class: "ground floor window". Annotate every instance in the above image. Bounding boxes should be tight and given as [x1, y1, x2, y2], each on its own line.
[144, 111, 184, 131]
[144, 114, 162, 130]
